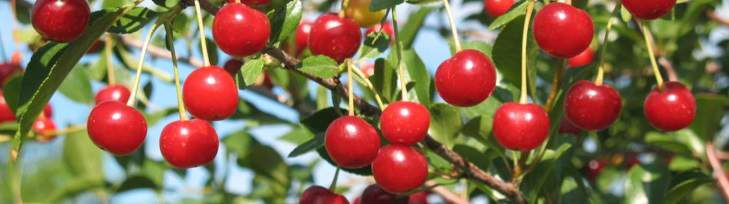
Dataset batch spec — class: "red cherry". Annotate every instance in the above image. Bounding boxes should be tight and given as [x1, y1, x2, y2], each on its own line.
[295, 20, 314, 55]
[435, 49, 497, 107]
[380, 101, 430, 145]
[300, 185, 350, 204]
[309, 14, 362, 63]
[87, 101, 147, 155]
[0, 92, 16, 123]
[625, 152, 641, 168]
[0, 63, 21, 87]
[33, 116, 57, 142]
[568, 48, 594, 68]
[408, 191, 429, 204]
[95, 85, 131, 105]
[372, 145, 428, 193]
[231, 0, 271, 6]
[183, 66, 239, 121]
[31, 0, 90, 42]
[223, 59, 244, 76]
[558, 117, 582, 135]
[324, 116, 381, 168]
[360, 184, 409, 204]
[564, 80, 622, 131]
[484, 0, 514, 18]
[10, 51, 22, 65]
[533, 3, 594, 58]
[43, 105, 53, 118]
[583, 159, 607, 181]
[644, 81, 696, 131]
[160, 119, 219, 168]
[621, 0, 676, 20]
[365, 22, 395, 41]
[213, 3, 270, 57]
[492, 103, 550, 151]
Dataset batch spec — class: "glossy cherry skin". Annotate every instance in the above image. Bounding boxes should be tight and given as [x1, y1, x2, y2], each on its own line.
[360, 184, 409, 204]
[33, 116, 57, 142]
[213, 3, 270, 57]
[0, 92, 16, 123]
[223, 59, 244, 76]
[344, 0, 386, 27]
[43, 105, 53, 118]
[183, 66, 239, 121]
[644, 81, 696, 131]
[295, 20, 313, 55]
[324, 116, 381, 168]
[380, 101, 430, 145]
[484, 0, 514, 18]
[568, 48, 594, 68]
[309, 14, 362, 63]
[372, 145, 428, 193]
[492, 103, 550, 151]
[0, 63, 21, 87]
[160, 119, 219, 168]
[31, 0, 90, 42]
[300, 185, 350, 204]
[564, 80, 622, 131]
[558, 117, 582, 135]
[435, 49, 497, 107]
[621, 0, 676, 20]
[533, 3, 594, 58]
[87, 101, 147, 155]
[95, 85, 131, 105]
[231, 0, 270, 6]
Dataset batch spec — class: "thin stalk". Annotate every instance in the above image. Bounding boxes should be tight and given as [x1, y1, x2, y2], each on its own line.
[441, 0, 462, 51]
[392, 7, 408, 101]
[640, 21, 664, 89]
[165, 24, 189, 121]
[127, 24, 162, 106]
[519, 0, 536, 104]
[329, 168, 341, 190]
[347, 61, 355, 116]
[105, 34, 116, 85]
[351, 63, 385, 109]
[544, 60, 565, 112]
[594, 4, 620, 85]
[194, 0, 211, 67]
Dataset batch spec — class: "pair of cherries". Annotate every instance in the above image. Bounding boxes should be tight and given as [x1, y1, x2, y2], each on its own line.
[300, 184, 429, 204]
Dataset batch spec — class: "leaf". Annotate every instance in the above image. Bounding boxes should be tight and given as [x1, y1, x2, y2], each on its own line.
[453, 145, 490, 170]
[103, 0, 136, 9]
[402, 50, 431, 106]
[241, 59, 265, 86]
[4, 75, 23, 115]
[287, 134, 323, 158]
[63, 131, 103, 180]
[371, 58, 397, 103]
[237, 140, 290, 188]
[689, 94, 728, 140]
[429, 103, 462, 147]
[115, 175, 159, 193]
[624, 164, 671, 204]
[664, 177, 713, 204]
[300, 56, 340, 78]
[370, 0, 404, 11]
[272, 0, 303, 43]
[58, 64, 94, 104]
[47, 176, 105, 202]
[399, 7, 433, 49]
[492, 16, 538, 84]
[200, 37, 219, 65]
[109, 7, 158, 34]
[645, 130, 704, 157]
[223, 130, 252, 159]
[359, 31, 391, 59]
[301, 107, 342, 132]
[488, 1, 529, 30]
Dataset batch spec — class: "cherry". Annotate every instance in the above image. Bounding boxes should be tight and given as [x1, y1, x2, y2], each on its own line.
[31, 0, 90, 43]
[533, 3, 594, 58]
[558, 117, 582, 135]
[408, 192, 429, 204]
[583, 159, 607, 181]
[365, 22, 395, 41]
[372, 145, 428, 193]
[232, 0, 270, 6]
[361, 63, 375, 78]
[295, 20, 313, 55]
[564, 80, 622, 131]
[621, 0, 676, 20]
[43, 105, 53, 118]
[33, 116, 57, 142]
[95, 85, 131, 105]
[213, 3, 270, 57]
[86, 40, 103, 53]
[0, 92, 16, 123]
[0, 63, 21, 87]
[223, 59, 243, 76]
[484, 0, 515, 18]
[344, 0, 386, 27]
[492, 103, 550, 151]
[309, 14, 362, 63]
[324, 116, 381, 168]
[87, 101, 147, 155]
[568, 48, 594, 68]
[160, 119, 219, 168]
[300, 185, 349, 204]
[360, 184, 409, 204]
[643, 81, 696, 131]
[380, 101, 430, 145]
[435, 49, 497, 107]
[183, 66, 239, 121]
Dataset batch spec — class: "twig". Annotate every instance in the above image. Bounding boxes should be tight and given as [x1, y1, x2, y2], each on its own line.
[657, 57, 678, 82]
[706, 144, 729, 200]
[426, 181, 469, 204]
[707, 10, 729, 26]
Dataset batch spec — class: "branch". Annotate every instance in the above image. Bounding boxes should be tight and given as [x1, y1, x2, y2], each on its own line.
[706, 144, 729, 200]
[708, 10, 729, 26]
[425, 181, 470, 204]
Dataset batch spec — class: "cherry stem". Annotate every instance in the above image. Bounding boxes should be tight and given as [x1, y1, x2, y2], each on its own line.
[594, 4, 620, 86]
[194, 0, 211, 67]
[105, 35, 116, 85]
[351, 62, 385, 109]
[165, 24, 189, 121]
[127, 24, 161, 107]
[329, 167, 341, 190]
[441, 0, 462, 52]
[392, 7, 408, 102]
[640, 20, 665, 89]
[543, 60, 564, 111]
[347, 60, 355, 116]
[519, 0, 536, 104]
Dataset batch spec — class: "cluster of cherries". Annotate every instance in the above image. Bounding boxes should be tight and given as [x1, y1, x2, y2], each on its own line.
[301, 184, 429, 204]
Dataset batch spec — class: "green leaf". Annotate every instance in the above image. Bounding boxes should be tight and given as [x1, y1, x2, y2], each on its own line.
[359, 31, 391, 59]
[58, 64, 94, 104]
[103, 0, 136, 9]
[645, 130, 704, 157]
[115, 175, 159, 193]
[492, 16, 538, 84]
[690, 94, 728, 140]
[109, 7, 158, 34]
[237, 140, 290, 188]
[371, 58, 397, 103]
[4, 75, 23, 115]
[624, 164, 671, 204]
[200, 36, 219, 65]
[300, 56, 340, 78]
[288, 134, 323, 158]
[223, 130, 253, 158]
[47, 176, 105, 202]
[399, 7, 433, 49]
[63, 131, 103, 180]
[272, 0, 303, 43]
[370, 0, 404, 11]
[664, 176, 713, 204]
[453, 144, 490, 170]
[488, 1, 529, 30]
[242, 59, 265, 86]
[429, 103, 462, 147]
[402, 50, 431, 106]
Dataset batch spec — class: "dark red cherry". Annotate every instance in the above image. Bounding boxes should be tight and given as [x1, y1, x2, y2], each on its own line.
[183, 66, 239, 121]
[87, 101, 147, 155]
[43, 105, 53, 118]
[533, 3, 594, 58]
[621, 0, 676, 20]
[558, 117, 582, 135]
[644, 81, 696, 131]
[300, 185, 350, 204]
[365, 22, 395, 41]
[360, 184, 409, 204]
[0, 63, 21, 87]
[309, 14, 362, 63]
[380, 101, 429, 145]
[160, 119, 219, 168]
[492, 103, 550, 151]
[213, 3, 270, 57]
[583, 159, 607, 181]
[408, 191, 429, 204]
[324, 116, 381, 168]
[223, 59, 244, 76]
[372, 145, 428, 193]
[31, 0, 90, 42]
[33, 116, 57, 142]
[484, 0, 514, 18]
[435, 49, 497, 107]
[95, 85, 131, 105]
[568, 48, 594, 68]
[564, 80, 622, 131]
[295, 20, 313, 55]
[241, 0, 270, 6]
[0, 92, 16, 123]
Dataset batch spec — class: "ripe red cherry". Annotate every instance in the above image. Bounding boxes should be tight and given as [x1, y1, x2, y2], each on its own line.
[31, 0, 90, 42]
[644, 81, 696, 131]
[43, 105, 53, 118]
[558, 117, 582, 135]
[95, 85, 131, 105]
[360, 184, 409, 204]
[484, 0, 514, 18]
[183, 66, 239, 121]
[533, 3, 594, 58]
[160, 119, 219, 168]
[87, 101, 147, 155]
[0, 63, 21, 87]
[435, 49, 497, 107]
[213, 3, 270, 57]
[300, 185, 349, 204]
[372, 145, 428, 193]
[223, 59, 243, 76]
[295, 20, 313, 55]
[568, 48, 594, 68]
[324, 116, 380, 168]
[564, 80, 622, 131]
[408, 191, 429, 204]
[227, 0, 270, 6]
[365, 22, 395, 41]
[0, 92, 16, 123]
[380, 101, 430, 145]
[492, 103, 550, 151]
[33, 116, 57, 142]
[621, 0, 676, 20]
[309, 14, 362, 63]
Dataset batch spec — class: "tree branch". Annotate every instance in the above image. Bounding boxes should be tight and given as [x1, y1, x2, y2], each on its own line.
[706, 144, 729, 200]
[707, 10, 729, 26]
